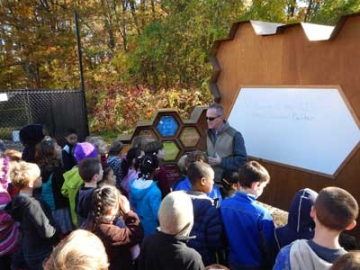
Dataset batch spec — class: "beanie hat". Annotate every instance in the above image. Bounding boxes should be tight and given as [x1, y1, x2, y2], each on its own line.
[74, 142, 98, 163]
[158, 191, 194, 236]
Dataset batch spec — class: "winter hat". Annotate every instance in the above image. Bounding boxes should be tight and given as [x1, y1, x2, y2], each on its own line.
[158, 191, 193, 236]
[74, 142, 98, 163]
[19, 124, 45, 145]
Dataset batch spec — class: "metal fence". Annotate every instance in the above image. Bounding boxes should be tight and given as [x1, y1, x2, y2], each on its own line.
[0, 89, 89, 146]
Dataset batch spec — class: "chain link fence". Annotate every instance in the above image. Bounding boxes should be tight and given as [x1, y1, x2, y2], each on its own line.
[0, 89, 89, 147]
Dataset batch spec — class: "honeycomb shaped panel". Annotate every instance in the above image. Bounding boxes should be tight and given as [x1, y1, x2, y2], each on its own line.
[156, 116, 179, 137]
[138, 129, 157, 141]
[163, 141, 180, 161]
[179, 127, 201, 147]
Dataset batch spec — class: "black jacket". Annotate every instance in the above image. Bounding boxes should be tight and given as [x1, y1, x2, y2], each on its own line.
[5, 194, 59, 256]
[138, 231, 204, 270]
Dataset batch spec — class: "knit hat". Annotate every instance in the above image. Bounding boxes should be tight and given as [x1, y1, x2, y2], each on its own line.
[74, 142, 98, 163]
[158, 191, 194, 236]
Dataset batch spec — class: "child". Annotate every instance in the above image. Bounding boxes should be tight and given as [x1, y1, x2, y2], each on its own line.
[44, 229, 109, 270]
[121, 147, 142, 198]
[330, 251, 360, 270]
[98, 166, 116, 187]
[220, 161, 274, 269]
[130, 154, 162, 236]
[173, 150, 223, 205]
[35, 137, 73, 235]
[273, 188, 318, 258]
[107, 139, 123, 188]
[61, 142, 98, 227]
[19, 123, 45, 162]
[273, 186, 359, 270]
[86, 135, 108, 167]
[220, 170, 239, 199]
[6, 161, 59, 270]
[138, 191, 204, 270]
[61, 128, 78, 171]
[86, 186, 144, 270]
[186, 161, 223, 266]
[76, 158, 103, 227]
[144, 140, 170, 198]
[0, 157, 20, 269]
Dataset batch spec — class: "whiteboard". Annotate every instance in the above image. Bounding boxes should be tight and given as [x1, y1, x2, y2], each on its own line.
[228, 87, 360, 176]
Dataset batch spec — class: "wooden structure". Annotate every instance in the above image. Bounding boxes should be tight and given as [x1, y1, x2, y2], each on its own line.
[118, 107, 208, 184]
[209, 14, 360, 236]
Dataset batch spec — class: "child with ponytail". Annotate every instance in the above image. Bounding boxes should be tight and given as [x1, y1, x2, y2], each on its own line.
[130, 154, 162, 236]
[86, 185, 144, 270]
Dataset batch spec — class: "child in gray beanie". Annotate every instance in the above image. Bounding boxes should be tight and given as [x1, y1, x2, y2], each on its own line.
[138, 191, 204, 270]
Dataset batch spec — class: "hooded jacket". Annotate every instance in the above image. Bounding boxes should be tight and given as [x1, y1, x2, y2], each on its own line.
[5, 194, 59, 256]
[130, 178, 161, 236]
[273, 188, 318, 256]
[61, 167, 83, 227]
[187, 190, 223, 265]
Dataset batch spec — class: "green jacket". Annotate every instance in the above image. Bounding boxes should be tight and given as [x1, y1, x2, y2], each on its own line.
[61, 167, 83, 227]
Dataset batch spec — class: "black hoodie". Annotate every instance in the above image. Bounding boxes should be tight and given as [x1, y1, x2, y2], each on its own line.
[5, 194, 59, 256]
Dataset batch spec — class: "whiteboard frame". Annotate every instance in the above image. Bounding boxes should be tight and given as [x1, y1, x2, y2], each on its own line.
[228, 85, 360, 178]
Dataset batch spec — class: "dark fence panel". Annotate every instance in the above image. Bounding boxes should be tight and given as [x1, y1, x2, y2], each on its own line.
[0, 89, 89, 146]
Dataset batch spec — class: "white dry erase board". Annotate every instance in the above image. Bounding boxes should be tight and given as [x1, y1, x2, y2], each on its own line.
[228, 87, 360, 177]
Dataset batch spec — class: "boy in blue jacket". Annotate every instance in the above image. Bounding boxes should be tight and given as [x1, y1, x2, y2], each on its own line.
[186, 161, 223, 266]
[220, 161, 274, 269]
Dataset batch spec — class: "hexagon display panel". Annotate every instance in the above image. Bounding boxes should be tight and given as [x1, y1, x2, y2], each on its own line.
[180, 127, 201, 147]
[163, 141, 180, 161]
[156, 116, 179, 137]
[228, 87, 360, 176]
[137, 129, 157, 141]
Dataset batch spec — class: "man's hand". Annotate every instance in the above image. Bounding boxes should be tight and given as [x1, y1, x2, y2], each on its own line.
[208, 152, 221, 166]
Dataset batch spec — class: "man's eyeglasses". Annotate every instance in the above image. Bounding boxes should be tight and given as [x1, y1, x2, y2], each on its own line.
[206, 115, 222, 121]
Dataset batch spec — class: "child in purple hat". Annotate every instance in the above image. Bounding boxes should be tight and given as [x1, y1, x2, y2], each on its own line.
[61, 142, 98, 228]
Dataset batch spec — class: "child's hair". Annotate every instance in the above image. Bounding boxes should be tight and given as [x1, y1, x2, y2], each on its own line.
[131, 136, 151, 151]
[98, 166, 115, 187]
[185, 150, 208, 168]
[330, 251, 360, 270]
[221, 170, 239, 190]
[108, 139, 123, 156]
[78, 158, 101, 183]
[121, 147, 142, 177]
[35, 137, 61, 170]
[3, 149, 22, 162]
[9, 161, 40, 190]
[64, 128, 77, 137]
[314, 186, 359, 231]
[139, 154, 159, 180]
[43, 229, 109, 270]
[205, 264, 230, 270]
[144, 141, 163, 155]
[177, 154, 187, 175]
[86, 136, 107, 154]
[88, 186, 120, 232]
[238, 161, 270, 188]
[187, 161, 213, 186]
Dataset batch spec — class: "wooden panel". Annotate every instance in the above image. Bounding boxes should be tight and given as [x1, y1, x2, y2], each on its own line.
[211, 14, 360, 236]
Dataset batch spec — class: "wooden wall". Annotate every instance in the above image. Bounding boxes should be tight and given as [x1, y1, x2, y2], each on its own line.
[210, 14, 360, 236]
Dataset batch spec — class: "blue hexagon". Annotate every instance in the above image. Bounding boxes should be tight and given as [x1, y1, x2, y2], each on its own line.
[156, 116, 179, 137]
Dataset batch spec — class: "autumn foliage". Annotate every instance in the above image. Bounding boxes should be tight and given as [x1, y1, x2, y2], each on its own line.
[88, 83, 212, 134]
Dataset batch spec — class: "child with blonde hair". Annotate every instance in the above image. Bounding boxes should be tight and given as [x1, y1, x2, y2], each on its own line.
[6, 161, 59, 270]
[44, 229, 109, 270]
